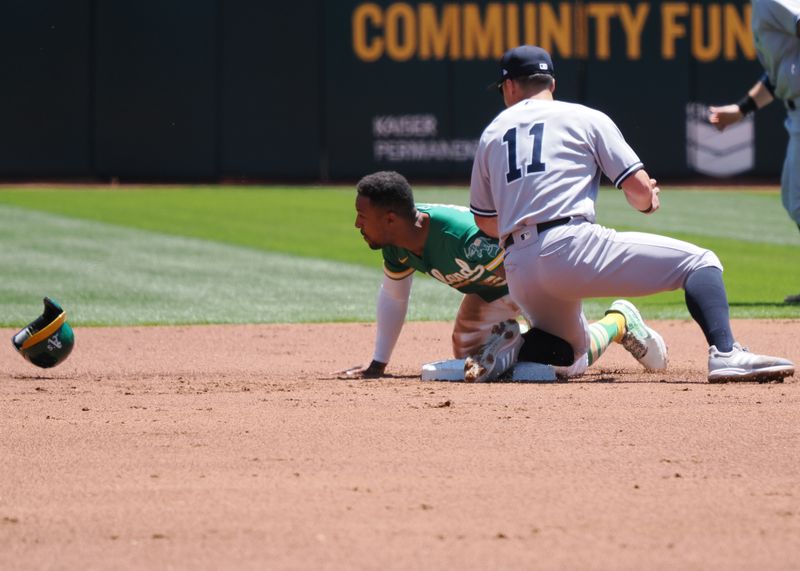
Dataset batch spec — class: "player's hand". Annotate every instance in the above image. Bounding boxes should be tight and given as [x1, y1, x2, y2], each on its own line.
[646, 179, 660, 215]
[708, 104, 743, 131]
[334, 360, 387, 379]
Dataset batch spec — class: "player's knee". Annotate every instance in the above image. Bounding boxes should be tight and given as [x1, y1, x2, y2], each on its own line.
[518, 327, 575, 366]
[693, 250, 723, 274]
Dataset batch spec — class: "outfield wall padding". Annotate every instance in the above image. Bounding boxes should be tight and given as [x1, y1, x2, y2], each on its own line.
[0, 0, 787, 181]
[0, 1, 92, 175]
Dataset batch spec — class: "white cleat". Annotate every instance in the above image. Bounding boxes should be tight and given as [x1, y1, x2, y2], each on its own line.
[464, 319, 523, 382]
[606, 299, 668, 371]
[708, 343, 794, 383]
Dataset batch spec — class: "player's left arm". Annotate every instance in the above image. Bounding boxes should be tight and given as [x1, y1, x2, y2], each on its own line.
[709, 77, 775, 131]
[337, 273, 412, 379]
[711, 0, 800, 127]
[469, 134, 499, 237]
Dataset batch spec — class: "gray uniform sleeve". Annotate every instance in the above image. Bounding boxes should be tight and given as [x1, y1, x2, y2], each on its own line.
[590, 109, 643, 188]
[469, 133, 497, 218]
[753, 0, 800, 101]
[763, 0, 800, 35]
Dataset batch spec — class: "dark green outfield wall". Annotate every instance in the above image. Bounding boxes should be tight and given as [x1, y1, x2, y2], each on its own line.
[0, 0, 787, 181]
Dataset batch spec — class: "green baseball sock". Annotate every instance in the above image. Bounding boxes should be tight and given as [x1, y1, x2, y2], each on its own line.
[587, 314, 624, 365]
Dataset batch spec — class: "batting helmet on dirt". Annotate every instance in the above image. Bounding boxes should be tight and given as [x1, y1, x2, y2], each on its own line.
[12, 297, 75, 369]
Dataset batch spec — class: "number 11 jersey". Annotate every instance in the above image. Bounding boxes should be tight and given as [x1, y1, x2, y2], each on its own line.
[469, 97, 643, 241]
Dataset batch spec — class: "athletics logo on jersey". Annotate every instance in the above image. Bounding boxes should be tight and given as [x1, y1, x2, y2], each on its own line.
[466, 236, 501, 261]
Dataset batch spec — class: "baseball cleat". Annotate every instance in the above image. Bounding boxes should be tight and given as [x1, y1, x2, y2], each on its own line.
[605, 299, 668, 371]
[708, 343, 794, 383]
[784, 292, 800, 304]
[464, 319, 523, 382]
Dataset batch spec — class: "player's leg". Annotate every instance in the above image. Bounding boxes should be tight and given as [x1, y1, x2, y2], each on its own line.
[780, 116, 800, 304]
[501, 227, 653, 371]
[517, 310, 649, 377]
[518, 327, 574, 365]
[505, 221, 791, 382]
[503, 234, 590, 361]
[511, 223, 706, 362]
[603, 300, 668, 371]
[587, 311, 624, 365]
[463, 234, 591, 381]
[463, 318, 525, 382]
[457, 291, 589, 380]
[561, 223, 792, 382]
[780, 114, 800, 227]
[560, 225, 730, 352]
[501, 223, 692, 369]
[536, 224, 722, 299]
[519, 312, 625, 367]
[451, 293, 520, 358]
[677, 261, 792, 382]
[519, 298, 666, 373]
[530, 310, 625, 371]
[683, 266, 733, 351]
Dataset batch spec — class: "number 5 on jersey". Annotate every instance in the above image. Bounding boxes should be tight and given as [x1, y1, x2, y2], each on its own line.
[502, 122, 546, 183]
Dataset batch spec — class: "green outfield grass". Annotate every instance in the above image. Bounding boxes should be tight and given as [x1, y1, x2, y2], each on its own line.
[0, 185, 797, 326]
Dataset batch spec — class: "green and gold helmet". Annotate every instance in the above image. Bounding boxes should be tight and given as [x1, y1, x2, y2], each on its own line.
[12, 297, 75, 369]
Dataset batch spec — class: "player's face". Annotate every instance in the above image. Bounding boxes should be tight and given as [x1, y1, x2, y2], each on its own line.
[355, 194, 391, 250]
[498, 79, 510, 106]
[501, 79, 519, 107]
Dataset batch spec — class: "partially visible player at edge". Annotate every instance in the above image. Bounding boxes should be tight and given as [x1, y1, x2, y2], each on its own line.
[708, 0, 800, 304]
[467, 44, 794, 383]
[338, 170, 667, 380]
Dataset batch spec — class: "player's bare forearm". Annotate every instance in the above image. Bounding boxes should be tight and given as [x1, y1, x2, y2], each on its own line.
[709, 80, 774, 131]
[750, 81, 775, 109]
[621, 169, 659, 214]
[474, 214, 499, 238]
[708, 103, 744, 130]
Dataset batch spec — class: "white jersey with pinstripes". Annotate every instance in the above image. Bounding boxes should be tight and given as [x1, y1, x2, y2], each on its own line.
[469, 97, 642, 241]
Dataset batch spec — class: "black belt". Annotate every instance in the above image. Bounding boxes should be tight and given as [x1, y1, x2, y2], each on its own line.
[503, 217, 571, 248]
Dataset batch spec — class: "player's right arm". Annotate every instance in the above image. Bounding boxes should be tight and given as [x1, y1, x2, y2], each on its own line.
[591, 108, 656, 214]
[337, 273, 412, 379]
[620, 169, 660, 215]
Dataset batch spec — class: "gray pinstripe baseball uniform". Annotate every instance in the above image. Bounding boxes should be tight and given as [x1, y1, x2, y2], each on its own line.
[470, 92, 721, 360]
[752, 0, 800, 225]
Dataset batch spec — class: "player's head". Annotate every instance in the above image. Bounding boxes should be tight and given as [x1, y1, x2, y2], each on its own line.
[355, 171, 416, 249]
[494, 45, 555, 107]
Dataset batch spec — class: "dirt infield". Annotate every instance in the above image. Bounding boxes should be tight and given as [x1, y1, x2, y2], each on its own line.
[1, 319, 799, 570]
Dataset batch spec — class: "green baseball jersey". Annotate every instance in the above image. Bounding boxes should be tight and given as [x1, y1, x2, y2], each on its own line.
[382, 204, 509, 302]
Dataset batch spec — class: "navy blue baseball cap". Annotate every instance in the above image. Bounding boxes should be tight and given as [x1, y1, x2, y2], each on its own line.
[493, 45, 555, 89]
